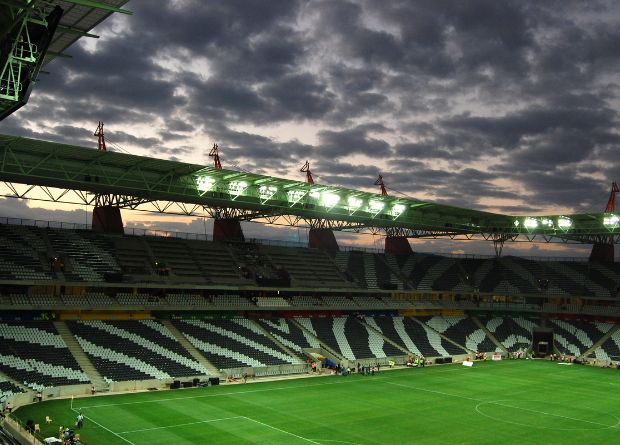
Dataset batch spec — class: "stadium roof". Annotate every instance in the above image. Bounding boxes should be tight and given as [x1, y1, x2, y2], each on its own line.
[0, 0, 131, 119]
[0, 133, 618, 243]
[44, 0, 132, 65]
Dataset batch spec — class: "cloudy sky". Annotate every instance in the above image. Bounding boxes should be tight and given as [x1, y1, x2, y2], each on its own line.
[1, 0, 619, 257]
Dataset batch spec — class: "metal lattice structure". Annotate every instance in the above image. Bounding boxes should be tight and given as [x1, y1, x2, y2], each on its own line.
[1, 133, 619, 245]
[0, 0, 131, 120]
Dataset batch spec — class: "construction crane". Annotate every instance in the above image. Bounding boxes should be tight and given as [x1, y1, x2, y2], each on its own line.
[374, 175, 387, 196]
[300, 161, 314, 184]
[94, 121, 106, 152]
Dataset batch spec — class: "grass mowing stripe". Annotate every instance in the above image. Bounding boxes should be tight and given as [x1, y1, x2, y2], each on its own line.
[75, 376, 389, 410]
[385, 379, 620, 430]
[242, 416, 323, 444]
[18, 361, 620, 445]
[71, 407, 137, 445]
[383, 380, 480, 402]
[75, 366, 467, 410]
[118, 416, 244, 434]
[474, 401, 620, 430]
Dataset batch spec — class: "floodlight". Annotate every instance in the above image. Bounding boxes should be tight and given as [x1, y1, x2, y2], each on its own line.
[228, 181, 247, 197]
[557, 217, 572, 229]
[369, 200, 384, 214]
[604, 214, 620, 226]
[541, 218, 554, 228]
[391, 203, 406, 218]
[513, 220, 520, 227]
[322, 192, 340, 208]
[287, 189, 306, 205]
[523, 217, 538, 229]
[196, 176, 215, 193]
[347, 196, 363, 210]
[259, 185, 277, 202]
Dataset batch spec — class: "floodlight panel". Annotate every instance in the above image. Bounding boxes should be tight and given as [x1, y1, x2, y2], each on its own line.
[369, 199, 384, 214]
[228, 180, 247, 196]
[322, 192, 340, 208]
[391, 203, 406, 217]
[196, 176, 214, 192]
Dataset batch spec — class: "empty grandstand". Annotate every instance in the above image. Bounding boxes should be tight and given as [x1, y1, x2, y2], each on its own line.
[2, 2, 620, 445]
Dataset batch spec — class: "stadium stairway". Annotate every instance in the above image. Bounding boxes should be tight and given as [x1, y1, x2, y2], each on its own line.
[413, 317, 472, 355]
[53, 321, 106, 390]
[471, 317, 508, 354]
[358, 317, 410, 354]
[160, 320, 221, 376]
[581, 324, 620, 359]
[382, 255, 413, 289]
[290, 319, 346, 363]
[250, 320, 304, 362]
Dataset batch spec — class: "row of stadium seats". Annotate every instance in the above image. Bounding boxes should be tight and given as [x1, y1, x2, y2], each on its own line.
[2, 223, 619, 299]
[0, 379, 23, 403]
[0, 321, 89, 390]
[1, 316, 618, 388]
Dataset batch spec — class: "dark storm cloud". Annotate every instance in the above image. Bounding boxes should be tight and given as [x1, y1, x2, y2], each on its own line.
[1, 0, 620, 257]
[203, 126, 314, 172]
[318, 125, 391, 158]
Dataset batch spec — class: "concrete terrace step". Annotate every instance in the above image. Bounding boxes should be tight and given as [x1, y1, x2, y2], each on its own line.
[161, 319, 221, 376]
[53, 321, 108, 391]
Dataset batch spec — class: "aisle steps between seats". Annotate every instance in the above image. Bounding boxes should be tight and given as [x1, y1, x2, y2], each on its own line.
[471, 317, 508, 354]
[161, 320, 221, 376]
[53, 321, 106, 390]
[582, 325, 620, 359]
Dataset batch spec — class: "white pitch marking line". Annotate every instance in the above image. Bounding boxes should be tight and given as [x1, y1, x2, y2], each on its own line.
[383, 380, 480, 402]
[384, 381, 620, 430]
[71, 406, 136, 445]
[75, 366, 466, 411]
[242, 416, 323, 444]
[75, 377, 390, 410]
[118, 416, 244, 435]
[476, 400, 620, 430]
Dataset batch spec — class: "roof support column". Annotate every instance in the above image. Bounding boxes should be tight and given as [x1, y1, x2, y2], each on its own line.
[308, 227, 339, 252]
[213, 218, 244, 243]
[384, 227, 413, 255]
[92, 205, 123, 234]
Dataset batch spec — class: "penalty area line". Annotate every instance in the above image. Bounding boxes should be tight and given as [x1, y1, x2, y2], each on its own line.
[118, 416, 244, 434]
[70, 405, 136, 445]
[242, 416, 323, 444]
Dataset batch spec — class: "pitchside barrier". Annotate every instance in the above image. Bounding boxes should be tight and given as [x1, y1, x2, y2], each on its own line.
[225, 363, 311, 380]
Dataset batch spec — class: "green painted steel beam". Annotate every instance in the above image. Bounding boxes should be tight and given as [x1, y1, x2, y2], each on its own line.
[0, 133, 618, 241]
[61, 0, 132, 14]
[46, 51, 71, 58]
[56, 24, 99, 38]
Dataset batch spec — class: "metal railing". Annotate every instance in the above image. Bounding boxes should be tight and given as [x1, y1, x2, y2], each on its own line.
[0, 216, 597, 262]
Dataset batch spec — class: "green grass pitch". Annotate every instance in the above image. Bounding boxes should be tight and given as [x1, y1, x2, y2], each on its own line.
[13, 360, 620, 445]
